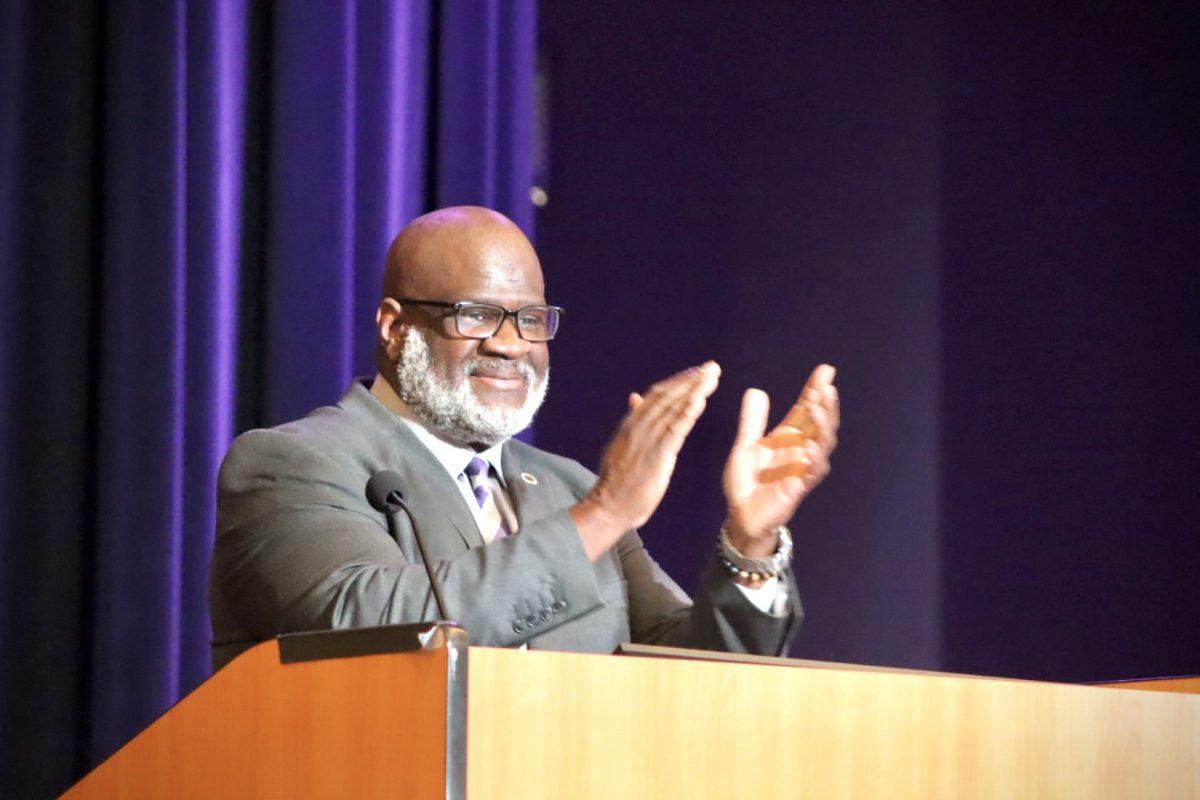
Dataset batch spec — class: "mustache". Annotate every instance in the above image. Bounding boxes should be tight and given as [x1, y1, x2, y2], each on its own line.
[466, 357, 537, 382]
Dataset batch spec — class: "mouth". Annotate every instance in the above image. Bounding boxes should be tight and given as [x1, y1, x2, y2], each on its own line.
[469, 368, 528, 391]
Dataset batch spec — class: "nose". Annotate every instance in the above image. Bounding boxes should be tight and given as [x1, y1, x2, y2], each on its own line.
[479, 315, 533, 358]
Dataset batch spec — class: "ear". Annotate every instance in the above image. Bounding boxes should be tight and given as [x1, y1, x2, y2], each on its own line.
[377, 298, 407, 361]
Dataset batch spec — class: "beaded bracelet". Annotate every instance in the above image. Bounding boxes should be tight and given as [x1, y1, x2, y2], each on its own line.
[716, 525, 793, 581]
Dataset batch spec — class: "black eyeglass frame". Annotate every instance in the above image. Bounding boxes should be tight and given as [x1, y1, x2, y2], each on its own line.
[395, 297, 565, 342]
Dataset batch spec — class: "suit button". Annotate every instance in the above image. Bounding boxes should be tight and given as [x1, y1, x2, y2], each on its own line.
[513, 622, 526, 633]
[553, 600, 567, 612]
[538, 610, 550, 623]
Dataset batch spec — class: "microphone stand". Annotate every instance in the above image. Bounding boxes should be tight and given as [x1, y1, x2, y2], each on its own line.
[385, 495, 452, 622]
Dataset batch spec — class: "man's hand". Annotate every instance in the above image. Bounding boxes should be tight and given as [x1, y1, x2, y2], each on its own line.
[572, 362, 721, 560]
[722, 364, 839, 557]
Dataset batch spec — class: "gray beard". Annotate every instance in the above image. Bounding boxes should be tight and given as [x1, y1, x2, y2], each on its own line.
[395, 328, 548, 448]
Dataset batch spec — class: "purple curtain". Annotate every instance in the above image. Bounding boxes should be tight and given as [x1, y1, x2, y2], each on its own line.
[0, 1, 536, 795]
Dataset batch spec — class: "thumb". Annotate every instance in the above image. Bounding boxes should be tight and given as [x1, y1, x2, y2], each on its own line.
[732, 388, 769, 449]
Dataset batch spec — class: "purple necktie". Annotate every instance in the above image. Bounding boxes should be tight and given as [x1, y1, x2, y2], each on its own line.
[464, 456, 510, 541]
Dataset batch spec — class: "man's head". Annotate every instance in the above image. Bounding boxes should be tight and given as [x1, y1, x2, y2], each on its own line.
[376, 207, 551, 448]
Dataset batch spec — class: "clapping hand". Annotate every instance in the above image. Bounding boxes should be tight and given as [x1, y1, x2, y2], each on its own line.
[573, 362, 721, 559]
[722, 364, 839, 557]
[572, 361, 837, 565]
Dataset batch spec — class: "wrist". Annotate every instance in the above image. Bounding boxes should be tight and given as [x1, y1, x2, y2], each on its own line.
[722, 518, 779, 557]
[570, 495, 632, 562]
[717, 524, 793, 583]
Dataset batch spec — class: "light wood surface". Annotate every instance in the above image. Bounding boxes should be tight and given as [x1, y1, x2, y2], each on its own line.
[64, 642, 1200, 799]
[62, 642, 450, 799]
[466, 647, 1200, 800]
[1097, 675, 1200, 695]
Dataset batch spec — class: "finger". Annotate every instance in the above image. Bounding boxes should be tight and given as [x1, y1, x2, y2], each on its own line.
[807, 405, 837, 452]
[779, 402, 817, 438]
[732, 388, 770, 450]
[621, 364, 708, 431]
[802, 361, 834, 391]
[658, 394, 709, 450]
[760, 435, 818, 477]
[644, 362, 717, 409]
[824, 383, 840, 432]
[807, 439, 830, 472]
[649, 362, 720, 444]
[780, 473, 810, 502]
[797, 363, 835, 410]
[640, 361, 718, 431]
[761, 431, 809, 451]
[756, 461, 810, 484]
[785, 364, 837, 434]
[777, 445, 814, 475]
[804, 441, 832, 489]
[759, 446, 828, 495]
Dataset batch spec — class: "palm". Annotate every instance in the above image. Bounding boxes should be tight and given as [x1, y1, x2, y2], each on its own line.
[722, 365, 838, 542]
[724, 412, 813, 534]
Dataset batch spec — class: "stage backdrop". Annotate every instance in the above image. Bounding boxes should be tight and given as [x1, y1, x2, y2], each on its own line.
[0, 1, 534, 796]
[4, 1, 1199, 797]
[534, 0, 1199, 686]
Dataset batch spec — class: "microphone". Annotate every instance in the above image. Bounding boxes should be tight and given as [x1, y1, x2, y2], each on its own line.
[366, 471, 452, 622]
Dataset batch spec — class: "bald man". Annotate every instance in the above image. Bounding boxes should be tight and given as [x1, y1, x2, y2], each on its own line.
[210, 207, 839, 669]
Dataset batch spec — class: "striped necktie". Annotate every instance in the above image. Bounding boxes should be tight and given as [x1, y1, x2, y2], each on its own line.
[464, 456, 510, 543]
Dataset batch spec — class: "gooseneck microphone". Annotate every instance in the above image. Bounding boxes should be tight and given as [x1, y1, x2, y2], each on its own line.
[366, 470, 452, 622]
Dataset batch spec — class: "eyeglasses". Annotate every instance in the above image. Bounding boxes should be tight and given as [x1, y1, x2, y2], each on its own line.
[396, 298, 565, 342]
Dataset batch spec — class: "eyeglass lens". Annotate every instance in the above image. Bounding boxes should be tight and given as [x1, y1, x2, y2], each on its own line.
[456, 304, 559, 341]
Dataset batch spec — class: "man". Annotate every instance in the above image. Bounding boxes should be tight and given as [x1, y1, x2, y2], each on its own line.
[210, 206, 838, 669]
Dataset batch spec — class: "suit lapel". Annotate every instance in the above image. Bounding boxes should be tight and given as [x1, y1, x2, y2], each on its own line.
[501, 443, 552, 530]
[342, 383, 483, 552]
[388, 434, 484, 552]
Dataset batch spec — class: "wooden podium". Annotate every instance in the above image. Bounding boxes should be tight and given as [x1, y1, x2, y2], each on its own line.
[63, 623, 1200, 799]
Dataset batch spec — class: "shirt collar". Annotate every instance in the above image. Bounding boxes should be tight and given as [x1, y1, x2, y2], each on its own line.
[370, 374, 506, 483]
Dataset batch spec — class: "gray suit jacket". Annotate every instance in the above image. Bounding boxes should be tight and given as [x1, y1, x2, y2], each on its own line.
[210, 381, 801, 669]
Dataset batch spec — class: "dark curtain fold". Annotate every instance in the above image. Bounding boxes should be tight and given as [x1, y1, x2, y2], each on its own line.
[0, 1, 537, 796]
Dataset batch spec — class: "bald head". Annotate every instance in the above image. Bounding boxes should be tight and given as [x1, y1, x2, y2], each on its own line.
[373, 207, 552, 437]
[382, 206, 543, 303]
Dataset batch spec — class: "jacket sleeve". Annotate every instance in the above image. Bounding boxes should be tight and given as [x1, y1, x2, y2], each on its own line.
[615, 528, 802, 656]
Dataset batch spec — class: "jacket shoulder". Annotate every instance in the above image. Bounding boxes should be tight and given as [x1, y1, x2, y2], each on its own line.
[217, 382, 404, 500]
[221, 403, 367, 476]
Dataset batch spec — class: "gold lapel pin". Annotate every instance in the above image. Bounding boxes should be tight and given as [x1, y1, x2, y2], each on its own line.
[520, 472, 538, 485]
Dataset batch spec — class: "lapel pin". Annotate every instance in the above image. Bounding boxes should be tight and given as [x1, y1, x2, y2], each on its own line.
[520, 472, 538, 485]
